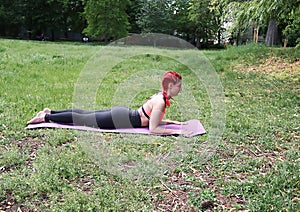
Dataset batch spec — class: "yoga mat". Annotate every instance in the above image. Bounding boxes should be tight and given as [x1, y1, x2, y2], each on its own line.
[26, 119, 206, 137]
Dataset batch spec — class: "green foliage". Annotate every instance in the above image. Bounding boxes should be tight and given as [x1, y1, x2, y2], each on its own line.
[188, 0, 214, 46]
[61, 0, 86, 33]
[0, 0, 85, 39]
[225, 0, 300, 46]
[83, 0, 130, 42]
[136, 0, 174, 34]
[1, 0, 299, 47]
[281, 3, 300, 46]
[172, 0, 195, 40]
[0, 0, 24, 36]
[188, 0, 212, 31]
[187, 0, 229, 47]
[127, 0, 142, 33]
[21, 0, 85, 39]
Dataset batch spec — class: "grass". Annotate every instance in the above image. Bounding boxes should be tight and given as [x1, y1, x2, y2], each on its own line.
[0, 39, 299, 211]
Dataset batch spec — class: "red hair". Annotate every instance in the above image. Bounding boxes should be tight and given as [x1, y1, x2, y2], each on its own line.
[161, 71, 182, 91]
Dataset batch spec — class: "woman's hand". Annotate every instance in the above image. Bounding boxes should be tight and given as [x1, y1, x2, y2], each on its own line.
[172, 121, 188, 125]
[162, 120, 188, 125]
[180, 129, 193, 137]
[173, 129, 193, 137]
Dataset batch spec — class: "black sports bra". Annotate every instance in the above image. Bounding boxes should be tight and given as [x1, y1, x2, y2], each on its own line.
[142, 106, 150, 119]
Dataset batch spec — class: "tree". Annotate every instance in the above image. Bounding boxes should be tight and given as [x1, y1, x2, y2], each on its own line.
[269, 0, 300, 47]
[188, 0, 219, 48]
[136, 0, 174, 34]
[83, 0, 130, 43]
[225, 0, 300, 47]
[0, 0, 23, 36]
[127, 0, 142, 33]
[254, 0, 300, 46]
[210, 0, 228, 44]
[282, 5, 300, 47]
[61, 0, 85, 38]
[21, 0, 49, 39]
[223, 0, 265, 45]
[22, 0, 81, 40]
[44, 0, 70, 40]
[265, 20, 279, 46]
[172, 0, 195, 42]
[261, 0, 283, 46]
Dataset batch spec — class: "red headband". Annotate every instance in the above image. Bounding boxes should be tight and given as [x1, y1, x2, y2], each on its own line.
[163, 71, 182, 81]
[169, 71, 182, 80]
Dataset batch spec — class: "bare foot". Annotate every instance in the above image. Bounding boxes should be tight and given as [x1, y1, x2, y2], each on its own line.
[27, 111, 46, 124]
[43, 108, 51, 114]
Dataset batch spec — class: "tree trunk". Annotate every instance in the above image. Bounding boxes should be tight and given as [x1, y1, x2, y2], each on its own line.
[284, 40, 288, 47]
[64, 31, 69, 39]
[218, 29, 221, 45]
[253, 22, 257, 43]
[236, 31, 240, 46]
[283, 34, 288, 47]
[51, 30, 55, 41]
[253, 22, 259, 43]
[265, 19, 279, 46]
[196, 36, 201, 48]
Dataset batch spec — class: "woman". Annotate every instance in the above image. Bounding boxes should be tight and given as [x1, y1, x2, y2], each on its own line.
[27, 71, 189, 135]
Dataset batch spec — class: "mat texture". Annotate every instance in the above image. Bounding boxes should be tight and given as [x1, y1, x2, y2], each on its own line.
[26, 119, 206, 137]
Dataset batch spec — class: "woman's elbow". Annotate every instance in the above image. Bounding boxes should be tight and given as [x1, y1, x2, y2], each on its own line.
[149, 125, 160, 134]
[149, 126, 156, 134]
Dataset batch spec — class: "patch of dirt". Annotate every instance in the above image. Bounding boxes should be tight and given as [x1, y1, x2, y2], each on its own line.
[150, 140, 292, 212]
[0, 135, 45, 211]
[236, 56, 300, 78]
[151, 172, 198, 211]
[66, 175, 95, 195]
[0, 190, 33, 212]
[151, 167, 248, 211]
[0, 136, 45, 174]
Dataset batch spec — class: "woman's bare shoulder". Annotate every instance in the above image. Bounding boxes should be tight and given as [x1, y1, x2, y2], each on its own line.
[148, 94, 165, 108]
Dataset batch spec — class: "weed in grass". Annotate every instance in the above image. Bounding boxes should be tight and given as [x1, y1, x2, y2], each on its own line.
[222, 161, 300, 211]
[45, 129, 76, 146]
[285, 149, 300, 162]
[0, 147, 29, 172]
[188, 189, 216, 210]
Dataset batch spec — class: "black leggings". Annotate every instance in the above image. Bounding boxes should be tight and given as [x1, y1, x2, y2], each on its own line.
[44, 106, 141, 129]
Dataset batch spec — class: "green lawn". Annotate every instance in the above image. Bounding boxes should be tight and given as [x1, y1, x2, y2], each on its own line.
[0, 39, 299, 211]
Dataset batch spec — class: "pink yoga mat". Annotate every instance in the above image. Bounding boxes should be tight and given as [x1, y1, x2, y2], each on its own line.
[26, 119, 206, 137]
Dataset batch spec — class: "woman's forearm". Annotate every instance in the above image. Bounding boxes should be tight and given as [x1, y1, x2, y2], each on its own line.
[149, 125, 181, 135]
[160, 119, 185, 125]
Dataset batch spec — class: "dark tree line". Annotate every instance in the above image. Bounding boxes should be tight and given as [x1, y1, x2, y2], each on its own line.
[0, 0, 85, 40]
[0, 0, 299, 47]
